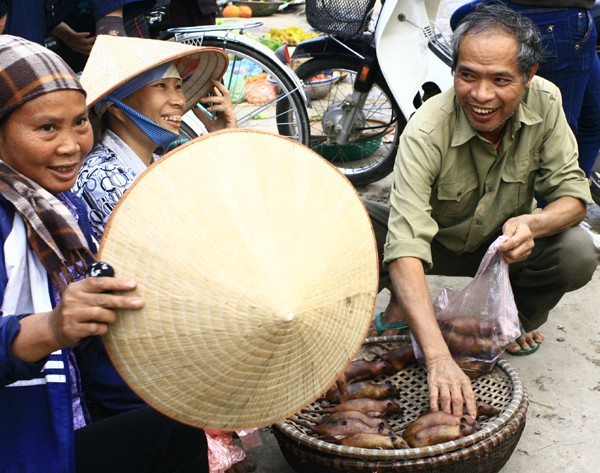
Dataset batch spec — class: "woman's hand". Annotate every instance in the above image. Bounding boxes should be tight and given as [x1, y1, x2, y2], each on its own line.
[13, 277, 144, 363]
[195, 79, 238, 132]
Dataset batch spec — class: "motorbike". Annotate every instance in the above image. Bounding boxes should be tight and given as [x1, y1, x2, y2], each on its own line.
[289, 0, 453, 186]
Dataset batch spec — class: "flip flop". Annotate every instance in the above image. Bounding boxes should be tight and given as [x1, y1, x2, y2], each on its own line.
[506, 325, 540, 356]
[374, 312, 408, 336]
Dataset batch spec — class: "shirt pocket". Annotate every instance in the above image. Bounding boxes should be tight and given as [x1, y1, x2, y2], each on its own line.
[432, 172, 479, 222]
[499, 154, 534, 212]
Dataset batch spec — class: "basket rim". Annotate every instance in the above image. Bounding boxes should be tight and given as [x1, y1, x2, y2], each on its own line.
[274, 397, 528, 470]
[274, 335, 527, 461]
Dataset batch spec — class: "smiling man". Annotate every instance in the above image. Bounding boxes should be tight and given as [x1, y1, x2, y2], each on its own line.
[365, 2, 598, 418]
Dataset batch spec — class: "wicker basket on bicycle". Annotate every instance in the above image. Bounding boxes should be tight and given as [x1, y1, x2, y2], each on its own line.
[273, 335, 528, 473]
[304, 0, 377, 37]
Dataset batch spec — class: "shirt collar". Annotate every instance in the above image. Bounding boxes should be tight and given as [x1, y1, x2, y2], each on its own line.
[101, 130, 153, 176]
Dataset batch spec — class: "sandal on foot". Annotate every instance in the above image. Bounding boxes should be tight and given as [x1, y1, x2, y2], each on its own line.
[506, 325, 540, 356]
[373, 312, 408, 336]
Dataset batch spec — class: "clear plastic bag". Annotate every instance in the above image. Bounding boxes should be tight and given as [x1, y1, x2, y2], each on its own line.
[413, 236, 521, 378]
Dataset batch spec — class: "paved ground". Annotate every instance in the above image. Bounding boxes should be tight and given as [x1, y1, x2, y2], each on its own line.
[225, 4, 600, 472]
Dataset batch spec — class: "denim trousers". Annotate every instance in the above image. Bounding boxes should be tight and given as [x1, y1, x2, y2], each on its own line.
[507, 3, 600, 176]
[451, 1, 600, 176]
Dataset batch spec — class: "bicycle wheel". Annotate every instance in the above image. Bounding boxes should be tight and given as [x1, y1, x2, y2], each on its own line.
[294, 57, 405, 186]
[176, 37, 310, 144]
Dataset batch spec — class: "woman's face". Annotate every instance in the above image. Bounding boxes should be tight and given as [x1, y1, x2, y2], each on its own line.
[0, 90, 92, 194]
[123, 77, 185, 134]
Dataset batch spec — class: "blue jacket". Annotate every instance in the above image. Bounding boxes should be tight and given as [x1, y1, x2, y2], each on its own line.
[2, 0, 153, 44]
[0, 193, 96, 473]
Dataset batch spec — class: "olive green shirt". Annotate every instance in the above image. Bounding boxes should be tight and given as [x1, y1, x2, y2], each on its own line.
[384, 76, 592, 269]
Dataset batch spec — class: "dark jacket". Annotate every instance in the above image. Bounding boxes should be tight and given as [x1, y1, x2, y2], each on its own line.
[3, 0, 153, 44]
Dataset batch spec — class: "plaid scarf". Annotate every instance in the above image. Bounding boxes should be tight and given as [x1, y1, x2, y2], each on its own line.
[0, 161, 94, 293]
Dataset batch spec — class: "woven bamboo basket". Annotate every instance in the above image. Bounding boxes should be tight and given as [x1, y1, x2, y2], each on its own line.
[274, 335, 528, 473]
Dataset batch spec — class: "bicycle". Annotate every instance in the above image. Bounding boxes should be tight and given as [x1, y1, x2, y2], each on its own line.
[156, 21, 310, 144]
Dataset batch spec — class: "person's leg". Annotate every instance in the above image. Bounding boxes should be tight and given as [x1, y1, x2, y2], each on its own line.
[362, 199, 391, 292]
[168, 0, 194, 28]
[508, 5, 600, 175]
[362, 200, 409, 334]
[576, 50, 600, 176]
[508, 226, 597, 331]
[75, 407, 209, 473]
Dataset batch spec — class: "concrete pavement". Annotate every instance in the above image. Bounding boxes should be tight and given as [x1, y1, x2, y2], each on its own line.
[227, 5, 600, 472]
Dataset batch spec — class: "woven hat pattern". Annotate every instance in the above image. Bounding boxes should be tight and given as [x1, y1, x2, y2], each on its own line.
[80, 35, 228, 113]
[99, 130, 379, 430]
[0, 35, 83, 120]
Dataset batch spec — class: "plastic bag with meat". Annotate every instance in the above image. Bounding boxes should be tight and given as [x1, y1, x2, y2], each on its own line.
[412, 236, 521, 378]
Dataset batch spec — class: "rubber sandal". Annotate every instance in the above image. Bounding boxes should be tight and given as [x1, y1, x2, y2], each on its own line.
[506, 325, 540, 356]
[374, 312, 408, 336]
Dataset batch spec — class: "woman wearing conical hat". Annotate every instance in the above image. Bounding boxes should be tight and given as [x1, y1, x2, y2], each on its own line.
[71, 35, 257, 472]
[74, 34, 236, 241]
[0, 34, 213, 473]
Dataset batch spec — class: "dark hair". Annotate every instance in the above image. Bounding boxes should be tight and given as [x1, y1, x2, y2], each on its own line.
[451, 2, 544, 81]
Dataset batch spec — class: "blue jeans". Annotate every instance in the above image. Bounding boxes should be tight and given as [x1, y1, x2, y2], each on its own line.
[451, 2, 600, 176]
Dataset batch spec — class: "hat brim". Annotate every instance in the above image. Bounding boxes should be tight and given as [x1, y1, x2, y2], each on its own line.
[98, 129, 379, 430]
[80, 35, 228, 113]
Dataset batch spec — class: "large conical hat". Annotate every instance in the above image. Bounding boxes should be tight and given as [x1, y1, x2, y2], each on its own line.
[80, 35, 228, 113]
[98, 129, 379, 430]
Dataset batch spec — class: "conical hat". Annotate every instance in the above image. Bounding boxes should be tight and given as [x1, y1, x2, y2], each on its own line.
[80, 35, 228, 112]
[98, 129, 379, 430]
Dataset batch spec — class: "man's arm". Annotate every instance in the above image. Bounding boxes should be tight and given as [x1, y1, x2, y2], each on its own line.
[388, 256, 477, 417]
[498, 196, 586, 263]
[95, 8, 126, 36]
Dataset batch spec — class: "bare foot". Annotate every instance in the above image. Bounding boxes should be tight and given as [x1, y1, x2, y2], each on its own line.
[506, 329, 544, 355]
[226, 457, 256, 473]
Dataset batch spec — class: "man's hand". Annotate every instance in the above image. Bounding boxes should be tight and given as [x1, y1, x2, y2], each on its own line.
[388, 257, 477, 417]
[195, 79, 238, 132]
[499, 196, 587, 264]
[426, 354, 477, 417]
[51, 23, 95, 55]
[498, 216, 535, 263]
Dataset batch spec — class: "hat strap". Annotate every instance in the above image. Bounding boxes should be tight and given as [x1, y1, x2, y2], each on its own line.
[107, 96, 180, 149]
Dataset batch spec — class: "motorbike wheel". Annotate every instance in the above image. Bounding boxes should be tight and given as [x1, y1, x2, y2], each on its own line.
[175, 38, 310, 144]
[292, 57, 405, 187]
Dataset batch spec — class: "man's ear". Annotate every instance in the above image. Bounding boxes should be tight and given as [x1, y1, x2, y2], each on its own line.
[526, 63, 539, 87]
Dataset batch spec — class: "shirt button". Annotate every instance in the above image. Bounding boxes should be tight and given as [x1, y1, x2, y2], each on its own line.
[475, 219, 482, 225]
[486, 186, 493, 193]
